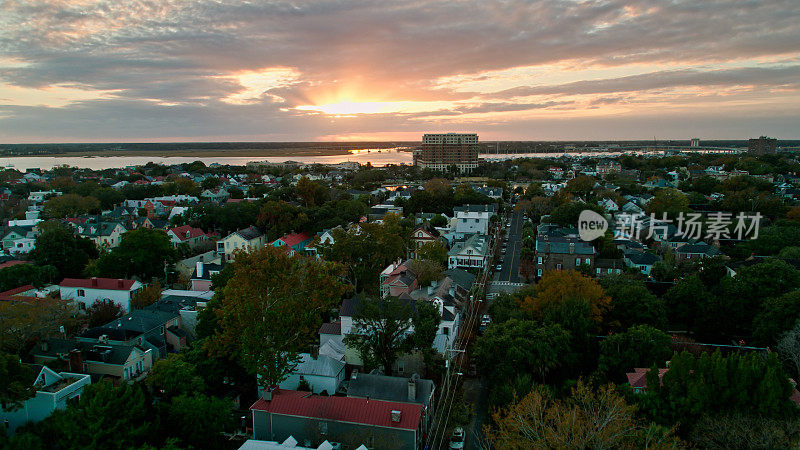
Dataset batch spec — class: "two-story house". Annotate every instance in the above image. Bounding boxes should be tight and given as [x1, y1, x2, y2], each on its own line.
[217, 226, 265, 261]
[270, 232, 313, 256]
[59, 277, 143, 313]
[167, 225, 209, 248]
[75, 221, 127, 249]
[453, 204, 498, 237]
[534, 236, 596, 277]
[447, 234, 490, 270]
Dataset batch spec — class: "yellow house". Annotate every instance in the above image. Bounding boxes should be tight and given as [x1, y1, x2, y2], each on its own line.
[216, 226, 265, 261]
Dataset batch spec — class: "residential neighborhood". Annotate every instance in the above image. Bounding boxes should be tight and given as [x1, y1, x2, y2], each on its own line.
[2, 149, 800, 449]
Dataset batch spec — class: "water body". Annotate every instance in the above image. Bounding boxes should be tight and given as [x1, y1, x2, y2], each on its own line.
[2, 148, 739, 171]
[1, 148, 414, 171]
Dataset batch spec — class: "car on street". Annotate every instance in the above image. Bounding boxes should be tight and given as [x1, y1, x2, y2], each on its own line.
[449, 427, 465, 449]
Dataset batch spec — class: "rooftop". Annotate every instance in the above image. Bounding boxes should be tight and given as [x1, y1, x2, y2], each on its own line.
[250, 389, 422, 431]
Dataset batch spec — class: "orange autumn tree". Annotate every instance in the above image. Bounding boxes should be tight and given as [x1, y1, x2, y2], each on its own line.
[207, 246, 348, 389]
[520, 270, 610, 325]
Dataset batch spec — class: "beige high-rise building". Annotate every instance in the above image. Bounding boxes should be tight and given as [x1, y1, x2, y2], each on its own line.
[414, 133, 480, 173]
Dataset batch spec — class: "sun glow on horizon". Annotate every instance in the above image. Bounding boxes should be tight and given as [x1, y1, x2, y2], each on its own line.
[296, 100, 455, 116]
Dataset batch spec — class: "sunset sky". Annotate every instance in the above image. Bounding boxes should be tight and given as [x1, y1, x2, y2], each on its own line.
[1, 0, 799, 143]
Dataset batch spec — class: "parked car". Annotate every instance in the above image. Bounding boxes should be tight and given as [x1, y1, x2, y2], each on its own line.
[449, 427, 465, 449]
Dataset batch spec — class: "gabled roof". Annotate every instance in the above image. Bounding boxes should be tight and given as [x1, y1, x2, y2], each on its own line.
[250, 389, 422, 431]
[293, 353, 346, 378]
[60, 278, 138, 291]
[624, 251, 661, 265]
[319, 322, 342, 335]
[168, 225, 207, 241]
[227, 226, 262, 241]
[275, 232, 313, 247]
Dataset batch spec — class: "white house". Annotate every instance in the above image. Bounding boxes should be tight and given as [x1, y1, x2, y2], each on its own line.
[0, 364, 90, 436]
[447, 234, 490, 270]
[59, 278, 144, 313]
[7, 237, 35, 255]
[275, 352, 346, 396]
[453, 204, 498, 237]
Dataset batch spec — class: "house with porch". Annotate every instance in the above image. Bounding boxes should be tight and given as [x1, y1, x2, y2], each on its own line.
[447, 234, 490, 270]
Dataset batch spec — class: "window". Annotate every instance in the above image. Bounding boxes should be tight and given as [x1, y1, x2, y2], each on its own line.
[537, 269, 543, 277]
[608, 268, 613, 274]
[443, 327, 449, 335]
[596, 268, 601, 274]
[398, 361, 404, 374]
[556, 264, 562, 270]
[537, 257, 543, 264]
[575, 258, 580, 266]
[77, 289, 85, 297]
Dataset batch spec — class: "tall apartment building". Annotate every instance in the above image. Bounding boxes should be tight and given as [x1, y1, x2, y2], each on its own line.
[414, 133, 480, 173]
[748, 136, 777, 155]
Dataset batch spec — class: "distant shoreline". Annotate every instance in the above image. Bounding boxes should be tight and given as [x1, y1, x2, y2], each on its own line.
[9, 147, 409, 158]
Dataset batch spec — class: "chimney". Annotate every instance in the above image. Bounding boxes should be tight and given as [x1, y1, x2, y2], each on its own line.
[310, 344, 319, 359]
[196, 261, 204, 278]
[391, 410, 402, 423]
[117, 279, 124, 288]
[91, 278, 98, 287]
[263, 384, 278, 401]
[351, 369, 359, 381]
[569, 242, 575, 254]
[545, 242, 550, 253]
[69, 349, 83, 372]
[407, 378, 417, 401]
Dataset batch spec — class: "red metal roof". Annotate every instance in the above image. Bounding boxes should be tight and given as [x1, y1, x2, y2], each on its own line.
[60, 278, 137, 291]
[0, 260, 30, 270]
[168, 225, 207, 241]
[275, 232, 313, 248]
[0, 285, 35, 302]
[250, 389, 421, 431]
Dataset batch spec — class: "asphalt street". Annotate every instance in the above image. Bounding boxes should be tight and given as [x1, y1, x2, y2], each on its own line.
[496, 210, 523, 283]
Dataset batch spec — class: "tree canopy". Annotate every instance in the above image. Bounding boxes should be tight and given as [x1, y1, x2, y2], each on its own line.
[207, 246, 347, 388]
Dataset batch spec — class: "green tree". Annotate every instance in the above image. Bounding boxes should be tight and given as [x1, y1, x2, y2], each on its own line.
[30, 222, 98, 278]
[598, 325, 672, 382]
[0, 351, 35, 411]
[162, 394, 232, 448]
[47, 382, 152, 449]
[645, 188, 689, 219]
[0, 263, 58, 292]
[601, 275, 667, 331]
[475, 320, 572, 389]
[146, 353, 205, 399]
[208, 247, 347, 388]
[753, 290, 800, 346]
[406, 259, 444, 288]
[42, 194, 100, 218]
[415, 240, 448, 266]
[411, 301, 441, 352]
[344, 296, 413, 374]
[85, 300, 123, 328]
[93, 228, 177, 281]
